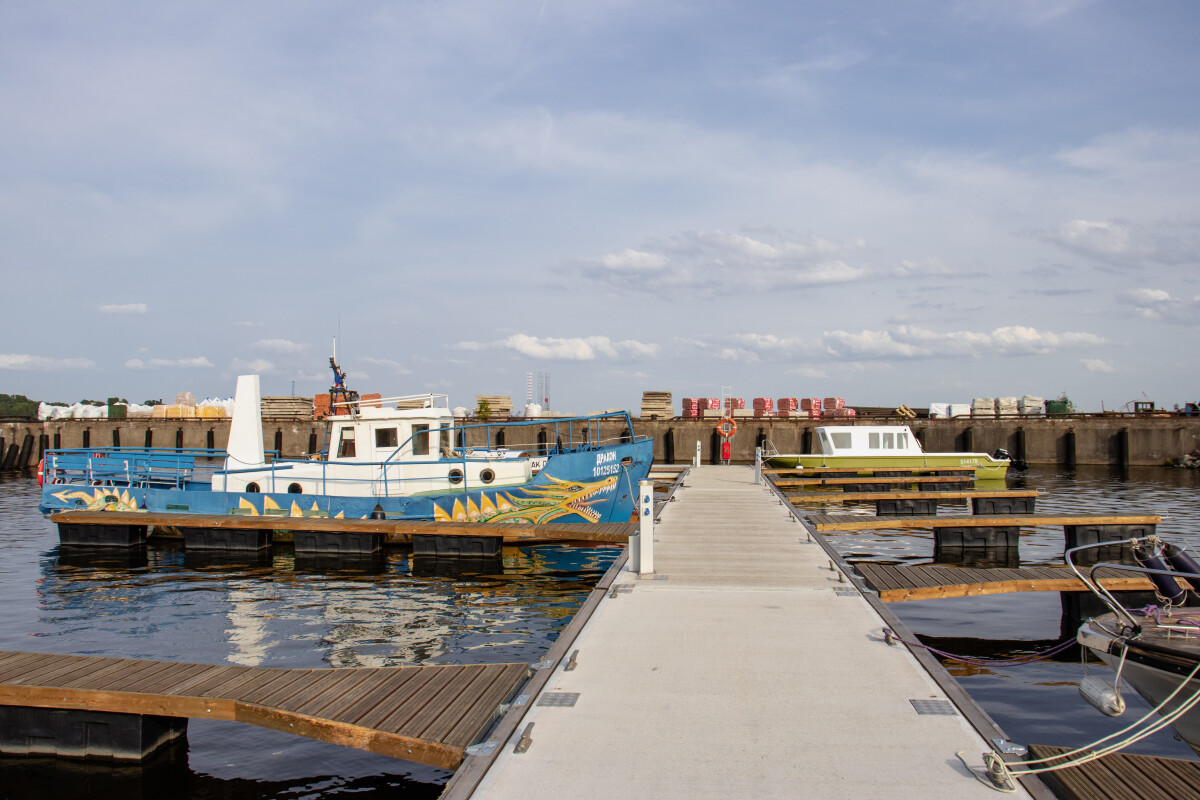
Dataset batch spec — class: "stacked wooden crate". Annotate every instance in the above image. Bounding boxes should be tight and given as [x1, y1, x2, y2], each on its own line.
[262, 397, 315, 420]
[640, 391, 673, 419]
[752, 397, 773, 417]
[474, 395, 513, 418]
[681, 398, 702, 419]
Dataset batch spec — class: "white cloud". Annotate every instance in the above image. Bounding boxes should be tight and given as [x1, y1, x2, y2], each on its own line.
[1082, 358, 1115, 372]
[98, 302, 147, 315]
[454, 334, 659, 361]
[1116, 287, 1196, 322]
[125, 356, 214, 369]
[360, 357, 413, 375]
[0, 354, 95, 370]
[1049, 219, 1133, 258]
[578, 229, 868, 295]
[599, 249, 669, 272]
[230, 358, 276, 373]
[252, 338, 308, 354]
[710, 325, 1107, 363]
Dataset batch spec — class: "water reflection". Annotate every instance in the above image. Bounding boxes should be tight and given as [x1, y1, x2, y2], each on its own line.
[0, 475, 617, 798]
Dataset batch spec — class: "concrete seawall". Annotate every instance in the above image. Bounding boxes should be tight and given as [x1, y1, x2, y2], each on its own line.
[2, 415, 1197, 471]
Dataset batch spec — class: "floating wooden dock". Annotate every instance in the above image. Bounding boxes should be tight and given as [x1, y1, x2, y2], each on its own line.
[786, 489, 1039, 503]
[1025, 743, 1200, 800]
[806, 512, 1162, 532]
[0, 650, 528, 769]
[51, 510, 635, 544]
[855, 563, 1169, 603]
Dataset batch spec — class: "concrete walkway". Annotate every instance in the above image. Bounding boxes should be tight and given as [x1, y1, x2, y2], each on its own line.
[471, 466, 1028, 799]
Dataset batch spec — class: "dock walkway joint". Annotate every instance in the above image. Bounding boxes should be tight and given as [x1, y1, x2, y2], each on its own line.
[0, 651, 528, 769]
[464, 466, 1034, 799]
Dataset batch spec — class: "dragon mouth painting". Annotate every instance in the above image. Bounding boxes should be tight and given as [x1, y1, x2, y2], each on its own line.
[433, 475, 619, 524]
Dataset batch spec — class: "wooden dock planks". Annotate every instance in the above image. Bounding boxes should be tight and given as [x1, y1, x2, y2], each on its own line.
[807, 512, 1161, 531]
[0, 650, 529, 769]
[855, 563, 1169, 602]
[1025, 744, 1200, 800]
[51, 510, 635, 544]
[785, 489, 1039, 503]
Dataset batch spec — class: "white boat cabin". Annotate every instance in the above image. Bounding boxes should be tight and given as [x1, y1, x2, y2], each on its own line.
[816, 426, 923, 457]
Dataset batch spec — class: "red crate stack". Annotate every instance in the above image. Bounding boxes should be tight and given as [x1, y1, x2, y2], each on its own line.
[831, 407, 857, 418]
[823, 397, 845, 410]
[799, 398, 821, 412]
[752, 397, 773, 417]
[681, 398, 701, 419]
[724, 398, 745, 414]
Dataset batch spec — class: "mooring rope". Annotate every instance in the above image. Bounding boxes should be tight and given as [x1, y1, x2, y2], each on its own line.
[882, 628, 1075, 666]
[961, 655, 1200, 792]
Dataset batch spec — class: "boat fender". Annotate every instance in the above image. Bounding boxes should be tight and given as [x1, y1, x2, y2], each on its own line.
[36, 458, 44, 487]
[1079, 674, 1126, 716]
[718, 417, 737, 438]
[1164, 543, 1200, 582]
[1134, 545, 1187, 604]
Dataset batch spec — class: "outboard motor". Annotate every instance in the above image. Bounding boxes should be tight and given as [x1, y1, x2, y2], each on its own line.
[1134, 539, 1187, 604]
[991, 447, 1028, 471]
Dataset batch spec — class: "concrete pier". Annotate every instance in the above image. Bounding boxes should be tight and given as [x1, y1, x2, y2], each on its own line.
[468, 466, 1033, 799]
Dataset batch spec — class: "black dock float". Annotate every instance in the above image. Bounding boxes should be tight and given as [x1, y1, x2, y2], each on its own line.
[972, 495, 1036, 514]
[57, 522, 148, 548]
[412, 534, 502, 558]
[933, 525, 1021, 548]
[0, 706, 187, 761]
[179, 527, 271, 550]
[876, 497, 939, 515]
[292, 529, 382, 555]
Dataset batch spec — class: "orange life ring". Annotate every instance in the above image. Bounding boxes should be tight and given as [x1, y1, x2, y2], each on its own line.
[36, 458, 44, 486]
[718, 417, 737, 438]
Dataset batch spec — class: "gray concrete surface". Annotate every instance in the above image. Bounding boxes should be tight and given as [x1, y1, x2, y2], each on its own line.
[471, 465, 1028, 799]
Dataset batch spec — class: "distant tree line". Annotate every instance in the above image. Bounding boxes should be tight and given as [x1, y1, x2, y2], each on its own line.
[0, 394, 162, 418]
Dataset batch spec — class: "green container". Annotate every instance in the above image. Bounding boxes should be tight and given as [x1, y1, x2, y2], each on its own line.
[108, 402, 128, 419]
[1046, 400, 1069, 416]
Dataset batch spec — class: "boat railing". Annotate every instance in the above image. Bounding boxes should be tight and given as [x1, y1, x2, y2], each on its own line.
[332, 393, 450, 415]
[760, 438, 780, 457]
[43, 447, 229, 491]
[1066, 538, 1200, 633]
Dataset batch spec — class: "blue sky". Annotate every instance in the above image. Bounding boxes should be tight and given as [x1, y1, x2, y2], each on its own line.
[3, 0, 1199, 412]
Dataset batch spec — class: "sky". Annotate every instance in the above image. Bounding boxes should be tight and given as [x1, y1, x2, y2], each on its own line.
[3, 0, 1199, 413]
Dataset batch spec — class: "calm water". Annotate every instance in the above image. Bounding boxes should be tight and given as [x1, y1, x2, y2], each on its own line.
[0, 474, 617, 799]
[795, 464, 1200, 760]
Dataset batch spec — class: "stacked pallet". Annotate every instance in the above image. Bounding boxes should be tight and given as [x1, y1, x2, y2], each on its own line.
[262, 397, 315, 420]
[640, 391, 673, 419]
[829, 408, 857, 418]
[681, 398, 702, 419]
[823, 397, 845, 411]
[972, 397, 996, 418]
[1019, 395, 1045, 415]
[996, 396, 1019, 417]
[474, 395, 513, 418]
[753, 398, 773, 417]
[701, 398, 723, 418]
[776, 398, 798, 418]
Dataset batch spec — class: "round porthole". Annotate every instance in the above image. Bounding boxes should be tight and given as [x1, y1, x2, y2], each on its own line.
[448, 469, 464, 485]
[621, 456, 633, 466]
[480, 468, 495, 484]
[287, 483, 303, 494]
[245, 482, 261, 493]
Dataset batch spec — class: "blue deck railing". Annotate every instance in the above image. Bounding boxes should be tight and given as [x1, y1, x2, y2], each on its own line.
[42, 411, 645, 497]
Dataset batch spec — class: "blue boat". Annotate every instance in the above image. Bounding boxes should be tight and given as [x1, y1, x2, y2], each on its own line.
[39, 375, 654, 524]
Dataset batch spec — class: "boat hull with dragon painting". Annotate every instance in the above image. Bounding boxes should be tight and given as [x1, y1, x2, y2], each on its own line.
[38, 374, 654, 526]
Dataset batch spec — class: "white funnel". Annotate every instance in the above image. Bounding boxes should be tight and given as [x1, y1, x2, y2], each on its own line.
[225, 375, 265, 468]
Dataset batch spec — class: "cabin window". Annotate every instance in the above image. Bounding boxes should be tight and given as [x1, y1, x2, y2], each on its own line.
[412, 424, 430, 456]
[337, 428, 356, 458]
[882, 432, 895, 449]
[440, 428, 451, 456]
[830, 432, 852, 450]
[375, 427, 398, 448]
[897, 432, 909, 450]
[869, 432, 880, 449]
